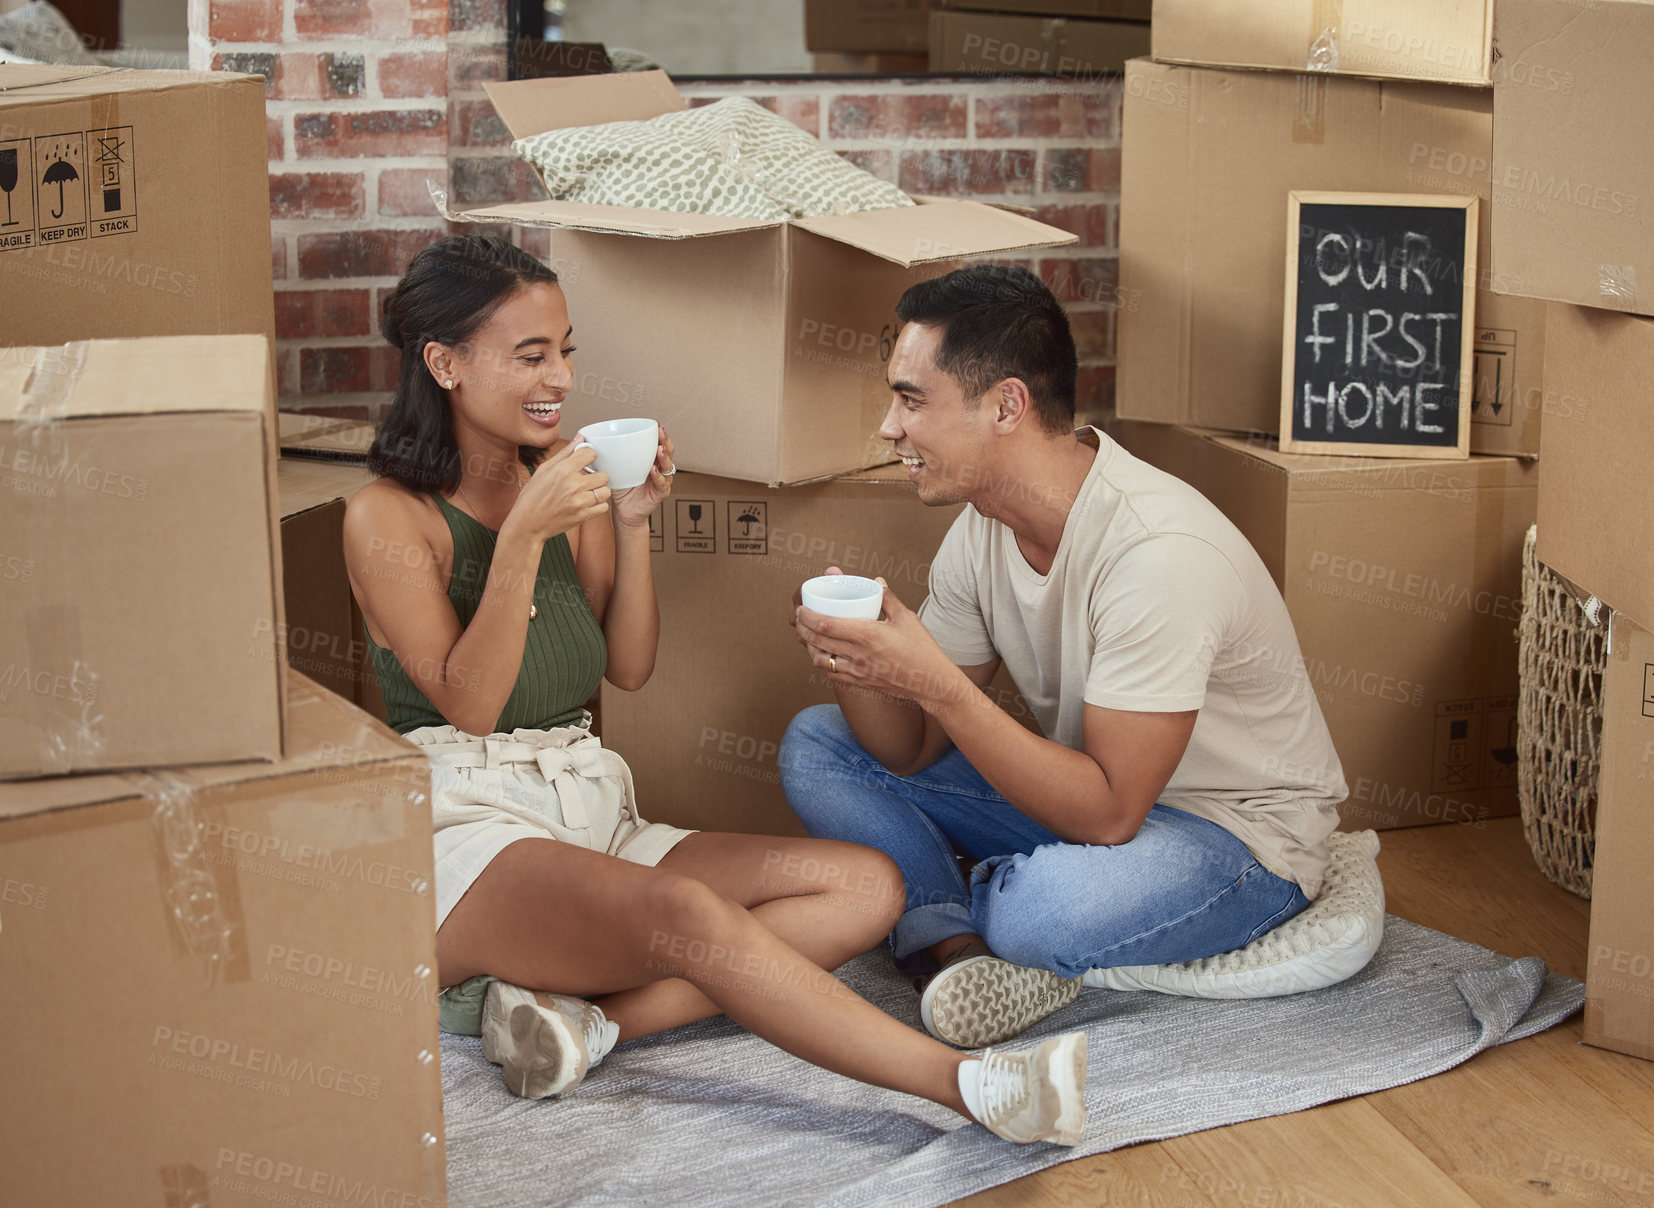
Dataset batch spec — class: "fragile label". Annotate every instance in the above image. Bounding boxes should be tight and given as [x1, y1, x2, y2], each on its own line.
[674, 500, 714, 554]
[0, 125, 136, 253]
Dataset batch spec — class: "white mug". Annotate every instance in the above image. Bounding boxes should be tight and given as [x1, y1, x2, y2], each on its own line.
[577, 418, 658, 489]
[801, 574, 883, 620]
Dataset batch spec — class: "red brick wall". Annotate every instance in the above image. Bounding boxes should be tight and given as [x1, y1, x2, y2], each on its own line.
[191, 3, 1122, 424]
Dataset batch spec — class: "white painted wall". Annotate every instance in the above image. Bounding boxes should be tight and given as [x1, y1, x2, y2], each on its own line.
[561, 0, 811, 75]
[122, 0, 186, 50]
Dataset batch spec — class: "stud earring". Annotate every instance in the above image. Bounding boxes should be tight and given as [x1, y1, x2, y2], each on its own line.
[444, 379, 455, 389]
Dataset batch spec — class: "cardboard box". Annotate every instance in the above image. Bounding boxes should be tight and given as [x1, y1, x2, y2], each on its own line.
[457, 71, 1074, 485]
[277, 412, 376, 463]
[0, 336, 285, 779]
[1116, 421, 1537, 830]
[278, 457, 384, 719]
[811, 51, 930, 73]
[600, 465, 1032, 833]
[0, 668, 446, 1205]
[804, 0, 931, 53]
[1534, 305, 1654, 633]
[1490, 0, 1654, 317]
[0, 65, 275, 347]
[929, 11, 1150, 77]
[935, 0, 1151, 19]
[1152, 0, 1493, 86]
[1117, 58, 1548, 458]
[1584, 615, 1654, 1062]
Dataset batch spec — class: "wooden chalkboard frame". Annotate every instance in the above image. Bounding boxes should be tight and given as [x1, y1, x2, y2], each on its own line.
[1280, 191, 1477, 460]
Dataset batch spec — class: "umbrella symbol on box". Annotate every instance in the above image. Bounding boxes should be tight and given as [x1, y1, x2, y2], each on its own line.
[42, 156, 79, 220]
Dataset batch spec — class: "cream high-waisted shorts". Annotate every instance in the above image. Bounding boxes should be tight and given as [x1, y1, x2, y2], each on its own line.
[406, 720, 695, 930]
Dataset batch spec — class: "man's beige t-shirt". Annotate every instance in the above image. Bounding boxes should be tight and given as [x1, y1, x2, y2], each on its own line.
[917, 428, 1346, 897]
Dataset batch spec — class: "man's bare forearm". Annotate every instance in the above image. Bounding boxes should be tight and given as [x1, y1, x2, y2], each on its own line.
[835, 678, 929, 773]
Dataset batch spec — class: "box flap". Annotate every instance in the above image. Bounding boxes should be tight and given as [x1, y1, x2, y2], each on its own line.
[0, 336, 271, 423]
[792, 199, 1076, 267]
[0, 65, 261, 105]
[1204, 431, 1524, 485]
[278, 411, 376, 460]
[0, 64, 117, 95]
[278, 457, 378, 519]
[482, 70, 685, 140]
[0, 671, 418, 821]
[456, 197, 783, 239]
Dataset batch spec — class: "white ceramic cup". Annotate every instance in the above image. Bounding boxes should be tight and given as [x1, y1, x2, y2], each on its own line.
[577, 418, 659, 489]
[801, 574, 883, 620]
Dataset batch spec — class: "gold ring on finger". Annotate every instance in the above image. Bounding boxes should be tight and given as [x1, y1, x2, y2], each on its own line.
[829, 654, 837, 673]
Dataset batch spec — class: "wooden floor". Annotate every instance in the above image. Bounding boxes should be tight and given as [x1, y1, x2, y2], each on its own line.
[956, 818, 1654, 1208]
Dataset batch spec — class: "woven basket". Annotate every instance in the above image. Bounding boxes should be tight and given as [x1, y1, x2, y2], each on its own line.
[1516, 525, 1607, 898]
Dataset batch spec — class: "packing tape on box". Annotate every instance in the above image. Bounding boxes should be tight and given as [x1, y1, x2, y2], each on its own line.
[1540, 561, 1609, 629]
[1306, 0, 1342, 71]
[16, 341, 89, 433]
[426, 180, 465, 224]
[147, 770, 247, 986]
[11, 343, 108, 773]
[1599, 264, 1639, 306]
[1291, 75, 1329, 145]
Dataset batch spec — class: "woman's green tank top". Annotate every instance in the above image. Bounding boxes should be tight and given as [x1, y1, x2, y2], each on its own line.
[366, 494, 607, 735]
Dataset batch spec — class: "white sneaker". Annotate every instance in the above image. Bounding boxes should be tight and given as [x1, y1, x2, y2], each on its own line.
[969, 1032, 1088, 1146]
[479, 981, 619, 1099]
[920, 948, 1083, 1048]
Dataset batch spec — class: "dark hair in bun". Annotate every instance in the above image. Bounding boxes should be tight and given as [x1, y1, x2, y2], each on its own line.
[369, 235, 559, 493]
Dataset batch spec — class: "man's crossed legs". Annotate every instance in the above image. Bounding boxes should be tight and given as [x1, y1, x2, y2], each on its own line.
[779, 705, 1310, 1045]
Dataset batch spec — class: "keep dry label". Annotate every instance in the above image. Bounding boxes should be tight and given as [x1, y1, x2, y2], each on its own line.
[0, 126, 137, 252]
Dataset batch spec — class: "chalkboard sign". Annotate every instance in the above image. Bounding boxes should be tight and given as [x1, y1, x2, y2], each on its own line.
[1280, 192, 1477, 459]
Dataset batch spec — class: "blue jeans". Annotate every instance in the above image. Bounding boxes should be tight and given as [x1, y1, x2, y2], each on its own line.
[778, 704, 1311, 979]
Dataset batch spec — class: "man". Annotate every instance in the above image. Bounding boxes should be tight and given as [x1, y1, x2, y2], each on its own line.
[779, 265, 1347, 1049]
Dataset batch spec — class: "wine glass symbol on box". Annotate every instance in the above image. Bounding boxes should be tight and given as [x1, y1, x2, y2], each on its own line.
[0, 139, 36, 246]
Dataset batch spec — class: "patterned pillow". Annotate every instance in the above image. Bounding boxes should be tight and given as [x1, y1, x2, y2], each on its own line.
[0, 2, 101, 66]
[1082, 829, 1386, 998]
[512, 95, 914, 221]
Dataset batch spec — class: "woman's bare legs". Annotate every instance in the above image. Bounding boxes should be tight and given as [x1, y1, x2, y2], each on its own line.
[436, 836, 969, 1115]
[588, 831, 905, 1038]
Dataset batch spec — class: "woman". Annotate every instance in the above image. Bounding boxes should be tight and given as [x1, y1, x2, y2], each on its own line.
[342, 234, 1087, 1146]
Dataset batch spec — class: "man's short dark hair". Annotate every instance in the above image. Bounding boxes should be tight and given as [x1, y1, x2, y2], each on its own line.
[894, 265, 1077, 434]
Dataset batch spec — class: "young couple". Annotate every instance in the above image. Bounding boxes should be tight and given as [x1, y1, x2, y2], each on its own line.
[345, 236, 1346, 1149]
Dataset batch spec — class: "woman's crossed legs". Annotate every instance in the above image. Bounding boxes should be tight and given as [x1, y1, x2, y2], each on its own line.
[436, 831, 973, 1113]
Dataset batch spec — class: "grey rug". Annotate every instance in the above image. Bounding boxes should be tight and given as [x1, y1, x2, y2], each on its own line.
[440, 916, 1584, 1208]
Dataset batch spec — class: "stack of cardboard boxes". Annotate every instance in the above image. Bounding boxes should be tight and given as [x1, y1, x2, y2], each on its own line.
[804, 0, 932, 72]
[1112, 1, 1543, 833]
[928, 0, 1151, 77]
[1488, 0, 1654, 1064]
[0, 67, 446, 1202]
[457, 70, 1071, 833]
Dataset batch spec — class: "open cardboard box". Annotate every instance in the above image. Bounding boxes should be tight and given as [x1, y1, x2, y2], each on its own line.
[0, 335, 286, 779]
[0, 668, 445, 1204]
[454, 71, 1075, 486]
